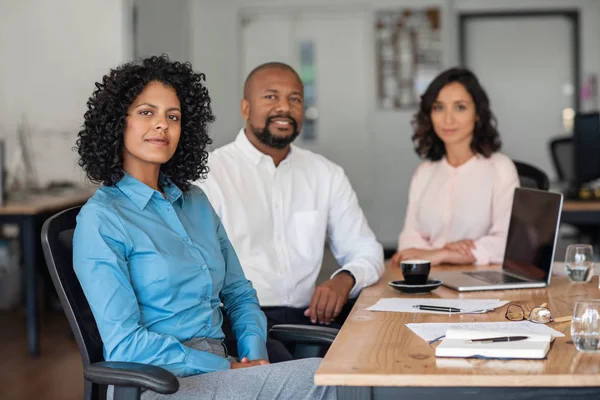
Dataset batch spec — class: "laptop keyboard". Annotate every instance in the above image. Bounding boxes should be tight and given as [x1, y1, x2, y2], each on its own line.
[463, 271, 527, 284]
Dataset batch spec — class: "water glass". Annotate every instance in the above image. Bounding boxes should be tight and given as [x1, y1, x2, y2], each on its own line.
[565, 244, 594, 283]
[571, 300, 600, 352]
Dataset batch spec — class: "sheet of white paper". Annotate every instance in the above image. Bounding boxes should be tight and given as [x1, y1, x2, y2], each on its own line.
[406, 321, 565, 342]
[365, 298, 509, 314]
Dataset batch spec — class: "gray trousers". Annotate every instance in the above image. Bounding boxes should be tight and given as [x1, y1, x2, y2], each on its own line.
[137, 338, 336, 400]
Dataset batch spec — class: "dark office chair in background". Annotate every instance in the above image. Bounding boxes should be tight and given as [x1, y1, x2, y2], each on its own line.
[549, 136, 574, 183]
[41, 206, 336, 400]
[513, 160, 550, 191]
[548, 135, 600, 245]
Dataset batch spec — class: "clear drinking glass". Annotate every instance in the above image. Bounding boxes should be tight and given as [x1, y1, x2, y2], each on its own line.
[565, 244, 594, 283]
[571, 300, 600, 353]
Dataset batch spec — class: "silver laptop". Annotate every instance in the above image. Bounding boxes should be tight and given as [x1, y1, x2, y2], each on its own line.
[434, 187, 563, 291]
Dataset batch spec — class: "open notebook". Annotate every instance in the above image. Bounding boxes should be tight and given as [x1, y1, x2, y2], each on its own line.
[435, 329, 553, 360]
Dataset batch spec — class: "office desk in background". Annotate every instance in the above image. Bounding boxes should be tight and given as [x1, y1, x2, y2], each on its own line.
[0, 189, 93, 356]
[562, 200, 600, 245]
[562, 200, 600, 224]
[315, 263, 600, 400]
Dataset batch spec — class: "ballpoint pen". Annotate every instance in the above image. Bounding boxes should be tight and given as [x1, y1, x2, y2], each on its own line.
[468, 336, 529, 343]
[413, 305, 462, 313]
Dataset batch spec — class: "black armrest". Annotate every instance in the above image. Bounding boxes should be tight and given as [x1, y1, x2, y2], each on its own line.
[85, 361, 179, 395]
[269, 324, 338, 346]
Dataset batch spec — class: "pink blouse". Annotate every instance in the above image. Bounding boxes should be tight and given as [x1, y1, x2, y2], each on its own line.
[398, 153, 520, 265]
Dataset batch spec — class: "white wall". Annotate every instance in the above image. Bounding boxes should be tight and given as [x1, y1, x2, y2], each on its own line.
[0, 0, 129, 186]
[135, 0, 191, 62]
[189, 0, 600, 247]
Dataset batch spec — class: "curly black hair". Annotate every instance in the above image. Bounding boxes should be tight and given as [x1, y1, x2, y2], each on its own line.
[412, 67, 501, 161]
[76, 55, 214, 192]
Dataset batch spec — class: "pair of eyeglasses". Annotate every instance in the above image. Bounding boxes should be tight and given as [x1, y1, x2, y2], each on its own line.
[505, 302, 572, 324]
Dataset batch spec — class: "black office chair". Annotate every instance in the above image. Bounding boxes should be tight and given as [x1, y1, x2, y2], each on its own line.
[41, 206, 337, 400]
[548, 135, 600, 243]
[513, 160, 550, 191]
[549, 136, 574, 182]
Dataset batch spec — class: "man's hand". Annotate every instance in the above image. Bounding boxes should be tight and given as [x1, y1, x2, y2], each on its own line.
[304, 272, 354, 325]
[444, 240, 475, 256]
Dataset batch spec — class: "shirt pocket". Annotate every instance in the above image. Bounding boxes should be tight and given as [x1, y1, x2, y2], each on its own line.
[290, 210, 326, 260]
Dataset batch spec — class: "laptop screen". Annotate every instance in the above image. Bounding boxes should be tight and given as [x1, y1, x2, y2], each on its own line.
[502, 188, 563, 282]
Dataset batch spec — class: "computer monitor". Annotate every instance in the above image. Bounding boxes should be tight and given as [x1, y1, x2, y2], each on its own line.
[573, 111, 600, 188]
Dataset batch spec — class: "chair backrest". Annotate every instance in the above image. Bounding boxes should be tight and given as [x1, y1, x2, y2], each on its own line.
[513, 160, 550, 191]
[41, 206, 106, 400]
[549, 136, 574, 182]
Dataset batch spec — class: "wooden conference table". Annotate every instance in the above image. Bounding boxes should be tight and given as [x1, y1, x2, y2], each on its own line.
[315, 263, 600, 399]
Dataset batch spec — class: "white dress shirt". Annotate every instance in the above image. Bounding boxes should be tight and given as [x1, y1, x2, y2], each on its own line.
[196, 130, 384, 308]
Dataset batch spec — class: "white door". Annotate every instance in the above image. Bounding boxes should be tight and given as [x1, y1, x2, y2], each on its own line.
[240, 10, 374, 210]
[464, 16, 574, 180]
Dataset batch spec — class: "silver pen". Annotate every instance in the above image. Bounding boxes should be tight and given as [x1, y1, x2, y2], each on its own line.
[469, 335, 529, 343]
[413, 305, 462, 313]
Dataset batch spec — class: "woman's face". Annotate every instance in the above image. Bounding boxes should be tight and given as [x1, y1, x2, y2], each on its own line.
[123, 81, 181, 170]
[430, 82, 477, 150]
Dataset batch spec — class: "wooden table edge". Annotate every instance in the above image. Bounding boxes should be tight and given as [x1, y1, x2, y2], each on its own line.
[314, 373, 600, 387]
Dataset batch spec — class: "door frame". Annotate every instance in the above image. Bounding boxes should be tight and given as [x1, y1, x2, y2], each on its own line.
[458, 10, 580, 111]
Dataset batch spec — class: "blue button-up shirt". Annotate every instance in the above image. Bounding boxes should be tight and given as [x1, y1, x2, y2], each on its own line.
[73, 173, 268, 377]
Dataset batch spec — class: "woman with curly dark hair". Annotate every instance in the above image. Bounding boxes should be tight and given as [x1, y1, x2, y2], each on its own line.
[391, 67, 519, 267]
[73, 56, 335, 400]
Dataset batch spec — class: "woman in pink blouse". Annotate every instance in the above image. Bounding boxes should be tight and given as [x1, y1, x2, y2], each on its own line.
[391, 68, 519, 267]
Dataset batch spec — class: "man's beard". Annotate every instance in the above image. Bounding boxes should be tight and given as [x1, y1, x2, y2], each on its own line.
[250, 115, 300, 149]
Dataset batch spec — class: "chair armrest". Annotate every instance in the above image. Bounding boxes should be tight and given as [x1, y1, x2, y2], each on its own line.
[269, 324, 338, 346]
[85, 361, 179, 395]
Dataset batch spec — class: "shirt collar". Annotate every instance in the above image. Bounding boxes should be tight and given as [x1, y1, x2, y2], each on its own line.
[234, 128, 295, 166]
[441, 153, 482, 170]
[115, 172, 183, 211]
[234, 129, 266, 166]
[162, 176, 184, 205]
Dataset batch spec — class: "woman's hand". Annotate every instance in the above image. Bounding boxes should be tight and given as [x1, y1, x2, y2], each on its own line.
[390, 248, 449, 266]
[444, 239, 475, 256]
[230, 362, 253, 369]
[230, 357, 271, 369]
[441, 249, 476, 265]
[241, 357, 270, 366]
[391, 247, 476, 266]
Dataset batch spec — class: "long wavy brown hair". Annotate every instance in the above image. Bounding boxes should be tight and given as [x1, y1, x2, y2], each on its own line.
[412, 67, 501, 161]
